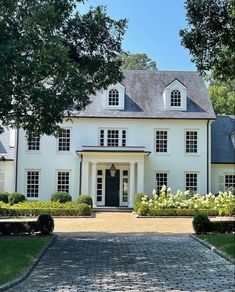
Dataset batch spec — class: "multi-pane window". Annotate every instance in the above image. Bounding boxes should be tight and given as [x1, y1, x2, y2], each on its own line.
[156, 130, 168, 153]
[57, 171, 70, 193]
[27, 136, 40, 151]
[185, 131, 198, 153]
[108, 89, 119, 106]
[122, 170, 129, 203]
[156, 172, 168, 193]
[27, 171, 39, 198]
[99, 129, 127, 147]
[185, 173, 198, 192]
[107, 130, 119, 146]
[225, 175, 235, 190]
[96, 170, 103, 202]
[58, 129, 70, 151]
[0, 172, 5, 191]
[171, 89, 181, 107]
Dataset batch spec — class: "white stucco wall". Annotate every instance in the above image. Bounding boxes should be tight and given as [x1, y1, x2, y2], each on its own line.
[0, 161, 14, 193]
[16, 118, 210, 201]
[211, 164, 235, 194]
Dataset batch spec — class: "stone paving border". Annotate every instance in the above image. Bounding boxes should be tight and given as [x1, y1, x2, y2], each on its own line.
[190, 234, 235, 264]
[0, 235, 56, 292]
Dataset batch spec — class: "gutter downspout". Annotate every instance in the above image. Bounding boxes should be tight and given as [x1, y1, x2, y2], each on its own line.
[207, 120, 212, 194]
[79, 154, 83, 196]
[15, 128, 19, 192]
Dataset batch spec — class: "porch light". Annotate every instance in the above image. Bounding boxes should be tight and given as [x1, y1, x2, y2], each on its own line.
[110, 164, 116, 177]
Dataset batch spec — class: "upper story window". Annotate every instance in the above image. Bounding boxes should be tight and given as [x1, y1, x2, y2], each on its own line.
[58, 129, 70, 152]
[170, 90, 181, 107]
[99, 129, 127, 147]
[156, 130, 168, 153]
[108, 89, 119, 106]
[27, 136, 40, 151]
[185, 130, 198, 154]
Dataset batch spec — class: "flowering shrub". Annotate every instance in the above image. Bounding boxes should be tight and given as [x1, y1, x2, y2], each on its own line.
[136, 187, 235, 216]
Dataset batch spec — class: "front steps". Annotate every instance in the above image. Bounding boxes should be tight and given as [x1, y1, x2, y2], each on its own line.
[93, 207, 133, 212]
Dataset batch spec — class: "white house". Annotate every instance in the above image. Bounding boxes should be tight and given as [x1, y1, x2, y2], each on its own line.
[1, 70, 234, 207]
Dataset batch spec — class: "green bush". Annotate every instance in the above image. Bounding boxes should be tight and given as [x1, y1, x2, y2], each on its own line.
[137, 203, 149, 216]
[51, 192, 72, 203]
[211, 221, 235, 233]
[134, 193, 147, 212]
[147, 208, 218, 216]
[0, 221, 38, 235]
[0, 192, 9, 203]
[76, 203, 91, 216]
[76, 195, 93, 208]
[8, 192, 26, 205]
[37, 214, 54, 234]
[193, 214, 212, 234]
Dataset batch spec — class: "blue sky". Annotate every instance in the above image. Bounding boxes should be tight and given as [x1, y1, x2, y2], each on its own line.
[78, 0, 196, 71]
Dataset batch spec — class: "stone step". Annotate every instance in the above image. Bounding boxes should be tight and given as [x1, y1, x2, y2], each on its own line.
[93, 207, 133, 212]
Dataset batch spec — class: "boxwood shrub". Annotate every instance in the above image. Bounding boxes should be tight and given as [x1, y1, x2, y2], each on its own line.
[76, 195, 93, 208]
[0, 192, 9, 203]
[37, 214, 54, 234]
[51, 192, 72, 203]
[76, 203, 91, 216]
[8, 192, 26, 205]
[134, 193, 147, 212]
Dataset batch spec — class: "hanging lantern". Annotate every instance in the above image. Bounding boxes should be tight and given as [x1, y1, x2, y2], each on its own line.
[110, 164, 116, 177]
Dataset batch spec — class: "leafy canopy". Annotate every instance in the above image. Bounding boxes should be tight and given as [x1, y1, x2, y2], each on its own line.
[120, 51, 157, 70]
[180, 0, 235, 82]
[0, 0, 127, 135]
[208, 81, 234, 115]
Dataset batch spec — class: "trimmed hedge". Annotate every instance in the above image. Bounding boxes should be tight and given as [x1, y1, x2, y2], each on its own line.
[0, 214, 54, 235]
[76, 195, 93, 208]
[0, 192, 9, 203]
[193, 214, 235, 234]
[51, 192, 72, 203]
[138, 208, 219, 216]
[76, 203, 91, 216]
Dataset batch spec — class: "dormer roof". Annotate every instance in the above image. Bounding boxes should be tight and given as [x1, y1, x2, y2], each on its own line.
[71, 70, 216, 120]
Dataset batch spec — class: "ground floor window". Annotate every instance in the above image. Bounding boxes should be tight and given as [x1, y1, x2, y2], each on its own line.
[96, 170, 103, 202]
[0, 172, 5, 191]
[225, 174, 235, 191]
[122, 170, 129, 203]
[156, 172, 168, 193]
[27, 171, 39, 197]
[185, 173, 198, 192]
[57, 171, 70, 193]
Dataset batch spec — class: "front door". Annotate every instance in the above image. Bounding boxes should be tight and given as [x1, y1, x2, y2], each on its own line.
[105, 169, 120, 206]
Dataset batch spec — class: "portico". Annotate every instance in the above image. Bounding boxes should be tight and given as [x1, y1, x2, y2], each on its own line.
[77, 147, 149, 208]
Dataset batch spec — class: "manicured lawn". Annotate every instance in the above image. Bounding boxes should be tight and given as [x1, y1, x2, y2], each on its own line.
[0, 237, 49, 285]
[199, 234, 235, 259]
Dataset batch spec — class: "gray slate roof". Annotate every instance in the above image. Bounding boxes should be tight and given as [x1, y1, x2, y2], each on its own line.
[211, 115, 235, 164]
[0, 127, 15, 160]
[72, 70, 215, 119]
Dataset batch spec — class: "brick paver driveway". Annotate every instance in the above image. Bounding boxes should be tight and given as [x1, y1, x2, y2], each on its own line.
[8, 234, 235, 292]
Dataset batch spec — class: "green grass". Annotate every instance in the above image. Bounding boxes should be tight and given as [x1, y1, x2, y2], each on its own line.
[0, 237, 49, 285]
[199, 234, 235, 259]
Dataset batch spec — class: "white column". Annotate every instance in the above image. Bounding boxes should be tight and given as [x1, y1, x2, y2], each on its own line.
[81, 160, 89, 195]
[137, 161, 144, 193]
[91, 162, 97, 207]
[129, 162, 135, 208]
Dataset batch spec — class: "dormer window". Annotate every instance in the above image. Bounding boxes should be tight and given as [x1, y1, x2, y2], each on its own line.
[170, 90, 181, 107]
[103, 83, 125, 110]
[162, 79, 187, 111]
[108, 89, 119, 106]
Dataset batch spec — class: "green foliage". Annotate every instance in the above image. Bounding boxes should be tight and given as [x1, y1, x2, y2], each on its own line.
[211, 221, 235, 233]
[192, 214, 212, 234]
[76, 203, 91, 216]
[8, 192, 26, 205]
[76, 195, 93, 208]
[209, 81, 235, 115]
[137, 202, 149, 216]
[37, 214, 54, 234]
[120, 52, 157, 70]
[147, 208, 218, 216]
[0, 221, 38, 235]
[51, 192, 72, 203]
[0, 0, 127, 135]
[0, 192, 8, 203]
[134, 193, 148, 212]
[180, 0, 235, 81]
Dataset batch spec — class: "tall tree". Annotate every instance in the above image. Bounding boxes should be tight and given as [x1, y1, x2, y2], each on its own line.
[209, 81, 235, 115]
[0, 0, 127, 135]
[180, 0, 235, 82]
[120, 52, 157, 70]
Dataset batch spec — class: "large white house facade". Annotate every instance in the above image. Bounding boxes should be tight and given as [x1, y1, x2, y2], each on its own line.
[1, 71, 234, 207]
